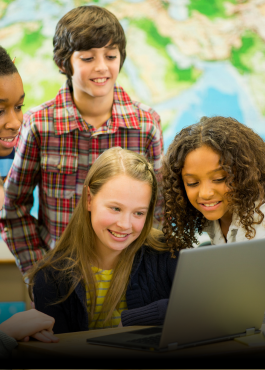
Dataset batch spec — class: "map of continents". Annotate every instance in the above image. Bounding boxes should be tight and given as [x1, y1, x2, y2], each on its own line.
[0, 0, 265, 224]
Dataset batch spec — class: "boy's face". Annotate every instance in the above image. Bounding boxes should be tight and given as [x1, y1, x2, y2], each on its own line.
[0, 73, 24, 157]
[69, 43, 120, 100]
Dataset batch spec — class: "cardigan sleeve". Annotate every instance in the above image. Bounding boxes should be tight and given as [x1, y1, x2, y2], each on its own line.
[0, 330, 17, 358]
[33, 268, 71, 334]
[121, 249, 179, 326]
[121, 299, 168, 326]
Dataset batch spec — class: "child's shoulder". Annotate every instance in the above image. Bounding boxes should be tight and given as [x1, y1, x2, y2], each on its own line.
[23, 98, 56, 123]
[141, 240, 178, 262]
[23, 83, 69, 123]
[114, 84, 161, 125]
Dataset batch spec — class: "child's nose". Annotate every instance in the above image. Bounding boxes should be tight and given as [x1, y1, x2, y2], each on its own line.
[5, 114, 22, 131]
[199, 184, 215, 199]
[94, 58, 108, 72]
[116, 214, 131, 230]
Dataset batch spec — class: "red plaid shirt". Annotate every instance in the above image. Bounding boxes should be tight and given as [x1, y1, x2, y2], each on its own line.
[0, 83, 164, 274]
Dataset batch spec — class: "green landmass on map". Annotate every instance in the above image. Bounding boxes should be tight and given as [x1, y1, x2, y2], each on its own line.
[20, 25, 46, 57]
[1, 0, 15, 4]
[230, 30, 265, 74]
[7, 22, 46, 58]
[188, 0, 237, 19]
[131, 18, 201, 89]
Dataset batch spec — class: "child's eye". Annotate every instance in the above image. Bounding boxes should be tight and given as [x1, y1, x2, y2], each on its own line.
[0, 109, 4, 115]
[186, 182, 198, 187]
[81, 58, 93, 62]
[111, 207, 120, 212]
[214, 177, 226, 183]
[15, 104, 24, 111]
[135, 211, 145, 216]
[107, 56, 117, 60]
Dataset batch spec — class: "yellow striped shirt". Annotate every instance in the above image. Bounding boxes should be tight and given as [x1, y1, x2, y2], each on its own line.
[85, 266, 127, 330]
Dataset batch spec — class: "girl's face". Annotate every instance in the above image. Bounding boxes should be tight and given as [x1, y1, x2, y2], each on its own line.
[87, 174, 152, 258]
[181, 145, 231, 222]
[0, 186, 4, 211]
[0, 73, 24, 157]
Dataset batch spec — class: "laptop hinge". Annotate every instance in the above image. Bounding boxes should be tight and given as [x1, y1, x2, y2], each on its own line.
[246, 327, 256, 336]
[167, 341, 178, 350]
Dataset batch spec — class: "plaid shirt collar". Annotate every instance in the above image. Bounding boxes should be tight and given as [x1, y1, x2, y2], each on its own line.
[54, 82, 141, 135]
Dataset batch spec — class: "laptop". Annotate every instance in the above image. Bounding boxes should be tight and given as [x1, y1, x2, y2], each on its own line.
[86, 238, 265, 352]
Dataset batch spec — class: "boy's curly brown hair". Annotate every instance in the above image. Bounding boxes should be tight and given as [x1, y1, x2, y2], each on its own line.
[162, 116, 265, 253]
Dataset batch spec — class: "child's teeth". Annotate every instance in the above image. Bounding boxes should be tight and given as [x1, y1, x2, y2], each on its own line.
[110, 230, 127, 238]
[0, 137, 14, 142]
[204, 202, 219, 207]
[93, 78, 107, 83]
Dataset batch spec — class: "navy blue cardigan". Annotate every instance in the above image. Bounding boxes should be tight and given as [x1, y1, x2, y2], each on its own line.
[33, 245, 179, 334]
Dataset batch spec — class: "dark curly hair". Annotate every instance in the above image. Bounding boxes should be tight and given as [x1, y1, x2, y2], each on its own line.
[162, 116, 265, 253]
[0, 46, 17, 76]
[53, 5, 126, 91]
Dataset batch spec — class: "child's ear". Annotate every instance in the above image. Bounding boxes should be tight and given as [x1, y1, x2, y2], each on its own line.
[59, 64, 66, 74]
[87, 186, 92, 211]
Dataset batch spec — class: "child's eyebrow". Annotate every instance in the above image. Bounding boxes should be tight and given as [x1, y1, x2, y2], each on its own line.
[183, 167, 223, 177]
[104, 45, 118, 50]
[0, 93, 25, 103]
[108, 200, 149, 210]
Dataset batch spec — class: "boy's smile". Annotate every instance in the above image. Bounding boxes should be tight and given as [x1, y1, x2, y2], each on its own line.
[69, 43, 120, 100]
[0, 73, 24, 157]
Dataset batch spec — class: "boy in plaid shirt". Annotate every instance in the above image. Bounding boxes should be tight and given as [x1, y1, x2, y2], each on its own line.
[0, 6, 164, 275]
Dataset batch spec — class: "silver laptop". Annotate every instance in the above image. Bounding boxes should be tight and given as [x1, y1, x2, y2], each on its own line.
[86, 238, 265, 352]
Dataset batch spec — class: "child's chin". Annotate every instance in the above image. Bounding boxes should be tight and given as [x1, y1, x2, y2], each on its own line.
[0, 145, 14, 155]
[203, 213, 221, 221]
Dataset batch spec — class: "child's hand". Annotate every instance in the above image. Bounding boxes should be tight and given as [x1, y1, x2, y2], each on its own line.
[118, 320, 123, 327]
[0, 309, 59, 342]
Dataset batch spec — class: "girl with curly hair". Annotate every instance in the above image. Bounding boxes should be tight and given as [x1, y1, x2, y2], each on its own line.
[162, 116, 265, 252]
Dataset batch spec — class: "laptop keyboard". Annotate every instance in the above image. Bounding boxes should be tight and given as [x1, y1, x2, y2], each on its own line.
[128, 334, 161, 346]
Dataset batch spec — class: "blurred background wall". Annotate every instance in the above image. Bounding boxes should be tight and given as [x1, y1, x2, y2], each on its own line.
[1, 0, 265, 317]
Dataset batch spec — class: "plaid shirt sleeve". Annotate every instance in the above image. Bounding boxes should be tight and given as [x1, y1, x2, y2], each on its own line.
[0, 113, 49, 275]
[132, 101, 164, 229]
[145, 109, 164, 229]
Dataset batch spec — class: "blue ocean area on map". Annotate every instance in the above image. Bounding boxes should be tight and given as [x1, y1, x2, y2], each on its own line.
[164, 87, 244, 151]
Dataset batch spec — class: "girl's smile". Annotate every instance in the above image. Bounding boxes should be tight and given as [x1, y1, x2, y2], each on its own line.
[199, 200, 222, 211]
[107, 228, 131, 240]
